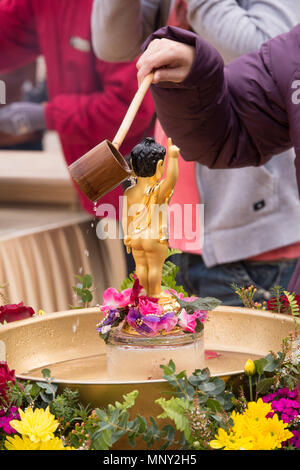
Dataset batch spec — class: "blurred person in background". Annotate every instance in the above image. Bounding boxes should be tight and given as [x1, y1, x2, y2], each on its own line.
[0, 0, 154, 223]
[137, 24, 300, 294]
[0, 62, 45, 151]
[91, 0, 300, 305]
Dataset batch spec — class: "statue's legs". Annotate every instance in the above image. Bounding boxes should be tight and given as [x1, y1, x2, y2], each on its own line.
[143, 239, 168, 297]
[132, 244, 149, 294]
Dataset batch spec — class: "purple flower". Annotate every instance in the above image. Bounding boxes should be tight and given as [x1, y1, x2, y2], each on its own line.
[262, 386, 300, 448]
[289, 430, 300, 449]
[127, 307, 155, 335]
[0, 406, 19, 434]
[127, 307, 178, 336]
[96, 308, 121, 335]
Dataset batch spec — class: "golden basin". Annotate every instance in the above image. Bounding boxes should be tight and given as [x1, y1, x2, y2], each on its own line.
[0, 306, 299, 418]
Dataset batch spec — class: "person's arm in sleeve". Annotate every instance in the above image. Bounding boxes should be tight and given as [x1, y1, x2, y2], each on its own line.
[138, 26, 292, 170]
[0, 0, 40, 73]
[187, 0, 300, 62]
[91, 0, 169, 62]
[44, 60, 153, 149]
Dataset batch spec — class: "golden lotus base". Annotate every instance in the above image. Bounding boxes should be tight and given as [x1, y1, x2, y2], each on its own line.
[0, 305, 299, 417]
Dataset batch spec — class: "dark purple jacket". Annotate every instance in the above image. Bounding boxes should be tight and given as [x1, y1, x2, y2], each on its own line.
[143, 25, 300, 294]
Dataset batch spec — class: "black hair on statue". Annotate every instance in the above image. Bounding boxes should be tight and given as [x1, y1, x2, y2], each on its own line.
[130, 137, 166, 177]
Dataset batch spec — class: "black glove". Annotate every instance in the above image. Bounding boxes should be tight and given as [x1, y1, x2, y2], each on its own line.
[0, 102, 46, 136]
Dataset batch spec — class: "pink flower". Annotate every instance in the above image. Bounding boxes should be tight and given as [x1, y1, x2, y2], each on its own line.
[155, 313, 178, 333]
[178, 309, 197, 333]
[138, 297, 164, 317]
[178, 309, 207, 333]
[100, 287, 133, 311]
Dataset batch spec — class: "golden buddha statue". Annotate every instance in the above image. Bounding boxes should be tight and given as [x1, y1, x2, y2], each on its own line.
[122, 137, 179, 298]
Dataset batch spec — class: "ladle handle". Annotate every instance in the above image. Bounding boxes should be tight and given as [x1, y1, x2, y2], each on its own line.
[112, 73, 154, 150]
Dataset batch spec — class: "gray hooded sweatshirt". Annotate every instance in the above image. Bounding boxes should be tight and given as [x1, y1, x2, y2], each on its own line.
[91, 0, 300, 267]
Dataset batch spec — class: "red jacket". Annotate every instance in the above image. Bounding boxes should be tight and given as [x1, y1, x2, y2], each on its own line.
[0, 0, 154, 217]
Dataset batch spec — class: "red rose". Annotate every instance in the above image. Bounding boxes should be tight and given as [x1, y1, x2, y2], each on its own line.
[0, 362, 15, 400]
[0, 302, 35, 324]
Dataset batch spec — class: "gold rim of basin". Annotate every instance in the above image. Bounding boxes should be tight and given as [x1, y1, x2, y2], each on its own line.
[0, 305, 298, 384]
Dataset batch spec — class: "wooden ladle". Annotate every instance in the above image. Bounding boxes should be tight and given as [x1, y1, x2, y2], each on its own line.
[68, 73, 154, 202]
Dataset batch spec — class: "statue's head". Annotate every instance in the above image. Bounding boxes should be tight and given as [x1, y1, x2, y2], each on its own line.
[130, 137, 166, 178]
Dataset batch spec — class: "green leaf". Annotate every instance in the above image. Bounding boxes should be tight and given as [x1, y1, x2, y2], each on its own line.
[120, 272, 136, 290]
[24, 384, 33, 394]
[162, 424, 175, 442]
[210, 378, 226, 396]
[95, 409, 107, 421]
[115, 390, 139, 410]
[256, 377, 276, 395]
[135, 415, 147, 434]
[82, 274, 93, 289]
[198, 382, 216, 393]
[172, 294, 221, 314]
[206, 398, 223, 413]
[36, 381, 50, 390]
[254, 358, 268, 375]
[161, 360, 176, 376]
[156, 397, 193, 443]
[166, 248, 182, 258]
[39, 391, 52, 403]
[92, 428, 112, 450]
[42, 368, 51, 379]
[263, 354, 280, 373]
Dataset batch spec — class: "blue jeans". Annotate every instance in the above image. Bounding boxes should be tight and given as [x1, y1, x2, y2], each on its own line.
[173, 253, 298, 306]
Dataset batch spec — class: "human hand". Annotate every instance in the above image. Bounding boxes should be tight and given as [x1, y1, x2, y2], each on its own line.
[137, 38, 195, 86]
[0, 102, 46, 136]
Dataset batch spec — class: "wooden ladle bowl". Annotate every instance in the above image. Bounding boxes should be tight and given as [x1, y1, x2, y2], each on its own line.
[68, 74, 153, 202]
[68, 139, 132, 202]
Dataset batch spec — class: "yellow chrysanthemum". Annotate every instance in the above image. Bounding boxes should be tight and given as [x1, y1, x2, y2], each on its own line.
[5, 435, 74, 451]
[210, 399, 294, 451]
[209, 428, 253, 450]
[5, 435, 40, 451]
[259, 413, 293, 449]
[242, 399, 272, 421]
[39, 437, 74, 450]
[9, 406, 59, 443]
